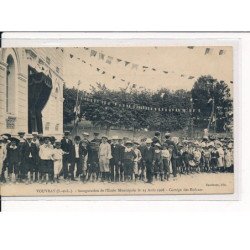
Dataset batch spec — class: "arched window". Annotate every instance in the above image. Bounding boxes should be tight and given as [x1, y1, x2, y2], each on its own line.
[6, 55, 16, 114]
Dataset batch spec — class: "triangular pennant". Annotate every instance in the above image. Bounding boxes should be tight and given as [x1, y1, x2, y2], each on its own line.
[70, 54, 74, 58]
[142, 66, 148, 69]
[152, 68, 156, 71]
[112, 76, 116, 79]
[117, 58, 122, 63]
[132, 63, 138, 70]
[82, 60, 86, 63]
[99, 53, 105, 60]
[84, 47, 89, 50]
[96, 68, 100, 72]
[102, 71, 105, 74]
[106, 56, 113, 64]
[121, 79, 125, 82]
[125, 61, 130, 66]
[188, 76, 195, 79]
[90, 50, 97, 57]
[163, 71, 168, 74]
[219, 49, 225, 55]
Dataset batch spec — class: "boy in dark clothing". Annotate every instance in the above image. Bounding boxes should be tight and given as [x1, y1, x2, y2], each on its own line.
[70, 136, 88, 181]
[110, 136, 124, 182]
[123, 141, 136, 181]
[87, 141, 100, 182]
[7, 138, 20, 183]
[138, 138, 147, 180]
[21, 134, 39, 183]
[153, 143, 164, 181]
[61, 131, 73, 179]
[142, 139, 155, 183]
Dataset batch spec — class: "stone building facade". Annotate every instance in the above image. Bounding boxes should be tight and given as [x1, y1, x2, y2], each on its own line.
[0, 48, 64, 136]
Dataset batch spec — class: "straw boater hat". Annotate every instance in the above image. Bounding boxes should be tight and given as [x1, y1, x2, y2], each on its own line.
[25, 134, 33, 139]
[145, 138, 153, 144]
[111, 135, 119, 140]
[32, 132, 38, 136]
[101, 135, 108, 139]
[82, 132, 89, 136]
[18, 131, 25, 135]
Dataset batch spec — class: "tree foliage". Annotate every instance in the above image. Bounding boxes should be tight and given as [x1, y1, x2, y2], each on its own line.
[191, 75, 233, 132]
[63, 76, 233, 133]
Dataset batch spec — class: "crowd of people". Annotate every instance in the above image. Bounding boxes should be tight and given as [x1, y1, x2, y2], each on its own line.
[0, 130, 234, 184]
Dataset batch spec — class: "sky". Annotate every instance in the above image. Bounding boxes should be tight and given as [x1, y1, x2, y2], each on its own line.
[62, 46, 233, 94]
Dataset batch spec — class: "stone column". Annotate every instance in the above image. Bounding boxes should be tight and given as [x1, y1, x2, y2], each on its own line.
[0, 60, 7, 133]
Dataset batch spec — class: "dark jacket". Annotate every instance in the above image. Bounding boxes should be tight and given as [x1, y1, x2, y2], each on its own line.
[7, 146, 20, 164]
[87, 140, 100, 163]
[61, 138, 73, 154]
[111, 144, 124, 163]
[141, 146, 155, 163]
[21, 142, 39, 163]
[70, 143, 88, 164]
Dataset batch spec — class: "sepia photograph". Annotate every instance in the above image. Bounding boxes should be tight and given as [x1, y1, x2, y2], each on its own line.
[0, 45, 235, 197]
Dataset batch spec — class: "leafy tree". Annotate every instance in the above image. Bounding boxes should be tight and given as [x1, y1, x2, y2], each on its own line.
[191, 75, 233, 132]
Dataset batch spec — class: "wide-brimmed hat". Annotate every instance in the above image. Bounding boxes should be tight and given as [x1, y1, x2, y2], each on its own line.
[1, 133, 11, 140]
[82, 132, 89, 136]
[9, 137, 20, 144]
[93, 132, 100, 136]
[101, 135, 108, 139]
[64, 131, 70, 135]
[125, 140, 133, 146]
[111, 135, 119, 140]
[55, 139, 61, 144]
[18, 131, 25, 135]
[145, 138, 153, 144]
[154, 143, 162, 148]
[32, 132, 38, 136]
[25, 134, 33, 139]
[165, 132, 171, 137]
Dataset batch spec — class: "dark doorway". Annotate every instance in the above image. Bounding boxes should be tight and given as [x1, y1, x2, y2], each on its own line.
[28, 66, 52, 134]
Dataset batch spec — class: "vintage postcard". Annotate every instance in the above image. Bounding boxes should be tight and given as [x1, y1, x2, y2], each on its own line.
[0, 43, 237, 197]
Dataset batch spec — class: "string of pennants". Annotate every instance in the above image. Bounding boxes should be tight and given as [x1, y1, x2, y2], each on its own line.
[56, 47, 233, 85]
[81, 47, 197, 81]
[80, 93, 201, 113]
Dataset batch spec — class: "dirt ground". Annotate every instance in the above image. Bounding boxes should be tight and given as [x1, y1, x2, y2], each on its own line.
[0, 172, 234, 197]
